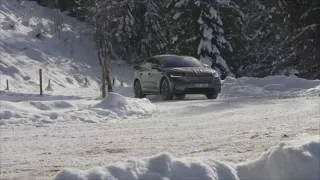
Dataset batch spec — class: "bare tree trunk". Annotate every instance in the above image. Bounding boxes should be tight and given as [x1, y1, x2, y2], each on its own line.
[104, 60, 113, 92]
[101, 58, 106, 98]
[94, 0, 113, 95]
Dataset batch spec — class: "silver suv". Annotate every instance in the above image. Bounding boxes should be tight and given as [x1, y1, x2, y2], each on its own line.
[133, 55, 221, 100]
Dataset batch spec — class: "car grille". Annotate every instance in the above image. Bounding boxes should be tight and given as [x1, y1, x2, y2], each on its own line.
[185, 88, 216, 94]
[185, 74, 213, 82]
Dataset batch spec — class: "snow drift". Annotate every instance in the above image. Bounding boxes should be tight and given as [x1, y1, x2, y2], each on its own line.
[221, 75, 320, 97]
[55, 153, 239, 180]
[236, 135, 320, 180]
[93, 93, 155, 117]
[55, 135, 320, 180]
[0, 92, 155, 125]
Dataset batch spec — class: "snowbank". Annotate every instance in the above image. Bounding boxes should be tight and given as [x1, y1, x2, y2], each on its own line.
[55, 153, 239, 180]
[221, 75, 320, 97]
[55, 135, 320, 180]
[236, 135, 320, 180]
[93, 93, 155, 117]
[0, 92, 155, 125]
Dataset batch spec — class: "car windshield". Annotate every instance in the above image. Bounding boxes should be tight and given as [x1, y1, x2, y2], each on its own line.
[161, 56, 204, 68]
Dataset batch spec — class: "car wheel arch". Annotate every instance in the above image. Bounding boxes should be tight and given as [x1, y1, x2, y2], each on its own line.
[134, 78, 140, 84]
[160, 76, 170, 91]
[134, 78, 142, 91]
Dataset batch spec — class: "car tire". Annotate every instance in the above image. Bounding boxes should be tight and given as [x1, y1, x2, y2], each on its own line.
[160, 78, 174, 100]
[134, 80, 146, 98]
[206, 93, 218, 99]
[175, 94, 186, 100]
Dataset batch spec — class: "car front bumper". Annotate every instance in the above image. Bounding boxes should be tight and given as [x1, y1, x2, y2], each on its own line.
[168, 77, 221, 94]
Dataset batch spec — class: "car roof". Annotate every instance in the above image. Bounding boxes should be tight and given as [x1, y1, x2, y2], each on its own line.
[151, 54, 195, 60]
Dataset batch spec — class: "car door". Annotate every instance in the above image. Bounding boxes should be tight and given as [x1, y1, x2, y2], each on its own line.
[140, 58, 153, 92]
[148, 58, 163, 92]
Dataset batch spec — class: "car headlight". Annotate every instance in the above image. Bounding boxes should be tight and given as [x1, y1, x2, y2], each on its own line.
[212, 72, 219, 77]
[169, 72, 185, 78]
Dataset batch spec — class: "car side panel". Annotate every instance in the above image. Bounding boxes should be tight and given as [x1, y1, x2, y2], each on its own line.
[141, 69, 152, 91]
[149, 70, 164, 93]
[134, 68, 148, 92]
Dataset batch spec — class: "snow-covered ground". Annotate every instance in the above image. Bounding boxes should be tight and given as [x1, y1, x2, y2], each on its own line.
[55, 135, 320, 180]
[1, 94, 319, 180]
[0, 1, 320, 180]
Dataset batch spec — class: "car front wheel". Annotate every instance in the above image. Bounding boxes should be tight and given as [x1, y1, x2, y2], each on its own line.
[206, 93, 218, 99]
[134, 80, 146, 98]
[160, 78, 174, 100]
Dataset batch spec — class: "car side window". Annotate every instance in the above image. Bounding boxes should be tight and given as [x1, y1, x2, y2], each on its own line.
[152, 58, 161, 66]
[144, 58, 153, 69]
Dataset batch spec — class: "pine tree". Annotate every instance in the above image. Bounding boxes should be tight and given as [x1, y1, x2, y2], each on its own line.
[139, 0, 168, 58]
[37, 0, 320, 79]
[219, 0, 245, 77]
[168, 0, 233, 77]
[283, 0, 320, 79]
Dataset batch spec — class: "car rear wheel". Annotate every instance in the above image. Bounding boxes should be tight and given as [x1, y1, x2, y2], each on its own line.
[134, 80, 146, 98]
[160, 78, 174, 100]
[175, 94, 186, 100]
[206, 93, 218, 99]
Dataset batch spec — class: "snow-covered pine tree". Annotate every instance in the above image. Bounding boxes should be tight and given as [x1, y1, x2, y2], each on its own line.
[283, 0, 320, 79]
[224, 0, 286, 77]
[167, 0, 200, 57]
[96, 0, 138, 62]
[168, 0, 233, 78]
[218, 0, 245, 77]
[67, 0, 95, 22]
[138, 0, 168, 59]
[197, 0, 233, 77]
[252, 0, 320, 79]
[223, 0, 319, 79]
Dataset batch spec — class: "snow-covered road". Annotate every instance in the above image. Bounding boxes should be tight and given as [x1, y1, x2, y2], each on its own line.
[1, 95, 319, 180]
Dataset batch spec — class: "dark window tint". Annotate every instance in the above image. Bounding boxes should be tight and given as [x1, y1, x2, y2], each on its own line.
[161, 56, 203, 68]
[145, 58, 161, 65]
[146, 58, 153, 64]
[153, 58, 161, 65]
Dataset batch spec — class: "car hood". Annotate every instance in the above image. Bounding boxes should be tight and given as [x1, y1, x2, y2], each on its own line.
[162, 67, 215, 75]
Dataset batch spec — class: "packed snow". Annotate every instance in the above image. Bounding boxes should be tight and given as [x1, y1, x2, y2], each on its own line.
[1, 1, 320, 180]
[93, 93, 155, 117]
[221, 75, 320, 97]
[54, 135, 320, 180]
[237, 135, 320, 180]
[2, 74, 319, 125]
[0, 92, 155, 125]
[55, 153, 239, 180]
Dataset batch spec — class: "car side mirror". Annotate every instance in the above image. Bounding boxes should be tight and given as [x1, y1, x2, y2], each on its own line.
[151, 64, 160, 70]
[203, 64, 209, 68]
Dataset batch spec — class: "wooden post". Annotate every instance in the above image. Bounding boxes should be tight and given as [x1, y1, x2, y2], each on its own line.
[5, 79, 9, 90]
[112, 77, 115, 86]
[39, 69, 43, 96]
[101, 63, 106, 98]
[48, 79, 51, 89]
[84, 77, 88, 87]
